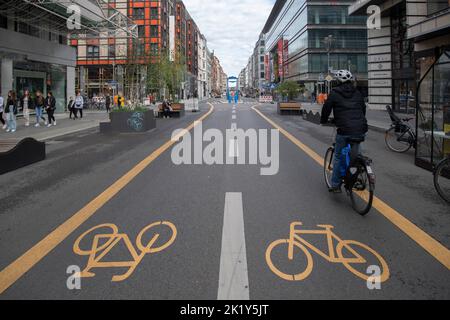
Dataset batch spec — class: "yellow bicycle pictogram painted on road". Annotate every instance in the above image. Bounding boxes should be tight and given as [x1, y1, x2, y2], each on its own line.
[73, 221, 177, 282]
[266, 222, 390, 282]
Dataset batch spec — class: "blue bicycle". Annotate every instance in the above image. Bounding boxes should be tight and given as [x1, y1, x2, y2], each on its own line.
[323, 126, 376, 215]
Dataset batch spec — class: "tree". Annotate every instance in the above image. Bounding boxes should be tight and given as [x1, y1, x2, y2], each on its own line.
[276, 81, 301, 101]
[147, 52, 186, 102]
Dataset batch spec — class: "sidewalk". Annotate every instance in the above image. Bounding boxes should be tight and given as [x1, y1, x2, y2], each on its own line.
[301, 103, 398, 132]
[0, 111, 109, 141]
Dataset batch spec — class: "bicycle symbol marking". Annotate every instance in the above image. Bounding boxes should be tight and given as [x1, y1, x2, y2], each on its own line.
[266, 222, 390, 282]
[127, 112, 145, 132]
[73, 221, 177, 282]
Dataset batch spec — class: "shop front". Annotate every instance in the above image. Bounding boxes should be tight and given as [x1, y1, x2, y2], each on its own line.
[416, 48, 450, 171]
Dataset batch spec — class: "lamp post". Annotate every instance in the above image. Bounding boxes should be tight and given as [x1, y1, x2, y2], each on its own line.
[323, 35, 334, 94]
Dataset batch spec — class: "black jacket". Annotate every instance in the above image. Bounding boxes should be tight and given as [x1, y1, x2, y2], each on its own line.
[5, 98, 18, 115]
[320, 82, 368, 135]
[35, 96, 45, 107]
[45, 96, 56, 110]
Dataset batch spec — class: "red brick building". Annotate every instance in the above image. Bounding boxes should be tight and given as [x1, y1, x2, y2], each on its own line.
[72, 0, 175, 98]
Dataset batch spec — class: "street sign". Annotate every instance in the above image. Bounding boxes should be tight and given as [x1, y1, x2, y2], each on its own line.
[326, 75, 334, 82]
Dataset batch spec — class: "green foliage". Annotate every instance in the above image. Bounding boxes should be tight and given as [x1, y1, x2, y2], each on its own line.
[276, 81, 302, 101]
[147, 53, 186, 101]
[112, 104, 148, 113]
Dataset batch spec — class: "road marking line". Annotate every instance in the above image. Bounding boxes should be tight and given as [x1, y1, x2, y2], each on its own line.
[252, 105, 450, 270]
[0, 104, 215, 295]
[218, 192, 250, 300]
[231, 123, 237, 131]
[232, 115, 237, 120]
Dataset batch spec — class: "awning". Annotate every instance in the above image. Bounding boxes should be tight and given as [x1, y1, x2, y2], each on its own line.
[7, 0, 137, 39]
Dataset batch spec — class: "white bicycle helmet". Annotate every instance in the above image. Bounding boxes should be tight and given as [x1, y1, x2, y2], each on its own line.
[335, 70, 353, 83]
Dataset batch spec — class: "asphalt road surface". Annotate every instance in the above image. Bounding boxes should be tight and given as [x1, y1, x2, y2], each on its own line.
[0, 100, 449, 299]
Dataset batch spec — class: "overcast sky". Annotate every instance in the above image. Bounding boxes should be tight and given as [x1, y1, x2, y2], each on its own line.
[182, 0, 275, 77]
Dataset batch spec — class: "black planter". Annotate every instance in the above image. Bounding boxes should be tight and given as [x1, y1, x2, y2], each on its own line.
[100, 110, 156, 133]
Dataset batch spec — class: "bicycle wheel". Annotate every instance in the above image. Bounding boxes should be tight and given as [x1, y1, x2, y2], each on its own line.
[265, 239, 313, 281]
[336, 240, 390, 283]
[434, 158, 450, 204]
[349, 165, 374, 216]
[324, 147, 335, 189]
[385, 127, 413, 153]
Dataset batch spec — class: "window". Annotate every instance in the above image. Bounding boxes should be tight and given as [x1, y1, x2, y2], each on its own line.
[138, 25, 145, 37]
[150, 7, 159, 19]
[0, 15, 7, 29]
[109, 44, 116, 58]
[133, 8, 145, 20]
[87, 45, 100, 58]
[150, 25, 158, 37]
[427, 0, 450, 15]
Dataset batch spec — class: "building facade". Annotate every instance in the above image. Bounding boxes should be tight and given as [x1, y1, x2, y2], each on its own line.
[263, 0, 368, 96]
[0, 0, 129, 112]
[350, 0, 450, 112]
[350, 0, 450, 170]
[197, 33, 208, 99]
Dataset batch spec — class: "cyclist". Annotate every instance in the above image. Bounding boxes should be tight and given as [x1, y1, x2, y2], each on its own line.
[320, 70, 368, 193]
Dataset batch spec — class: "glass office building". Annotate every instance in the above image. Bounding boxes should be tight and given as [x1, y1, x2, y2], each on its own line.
[263, 0, 368, 95]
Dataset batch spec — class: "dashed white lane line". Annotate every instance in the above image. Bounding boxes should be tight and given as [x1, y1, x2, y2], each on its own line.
[232, 115, 237, 120]
[228, 139, 239, 158]
[231, 123, 237, 131]
[218, 192, 250, 300]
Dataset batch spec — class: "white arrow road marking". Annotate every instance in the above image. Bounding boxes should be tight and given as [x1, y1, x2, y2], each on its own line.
[231, 123, 237, 131]
[218, 192, 250, 300]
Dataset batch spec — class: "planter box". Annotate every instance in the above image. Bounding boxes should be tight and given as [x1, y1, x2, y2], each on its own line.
[277, 102, 302, 115]
[100, 110, 156, 133]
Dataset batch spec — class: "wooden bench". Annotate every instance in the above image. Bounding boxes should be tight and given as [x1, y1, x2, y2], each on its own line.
[157, 103, 185, 118]
[0, 138, 46, 175]
[277, 102, 303, 115]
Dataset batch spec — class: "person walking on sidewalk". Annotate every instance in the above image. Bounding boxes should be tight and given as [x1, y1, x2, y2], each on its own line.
[74, 90, 84, 119]
[105, 94, 111, 113]
[20, 89, 34, 127]
[45, 91, 56, 127]
[0, 93, 5, 130]
[5, 90, 18, 133]
[35, 91, 47, 127]
[68, 96, 77, 120]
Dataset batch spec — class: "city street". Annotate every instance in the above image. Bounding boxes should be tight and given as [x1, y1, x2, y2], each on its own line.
[0, 100, 449, 299]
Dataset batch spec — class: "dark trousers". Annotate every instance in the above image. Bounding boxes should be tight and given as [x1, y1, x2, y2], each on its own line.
[0, 112, 5, 125]
[47, 109, 55, 124]
[106, 104, 111, 113]
[69, 108, 77, 119]
[163, 109, 171, 118]
[76, 108, 83, 118]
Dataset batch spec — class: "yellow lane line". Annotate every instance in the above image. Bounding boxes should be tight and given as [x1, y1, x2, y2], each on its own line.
[0, 104, 215, 295]
[252, 105, 450, 270]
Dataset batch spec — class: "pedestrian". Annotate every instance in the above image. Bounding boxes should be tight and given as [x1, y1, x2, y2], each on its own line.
[5, 90, 18, 133]
[311, 91, 316, 104]
[162, 99, 171, 118]
[20, 89, 34, 127]
[35, 91, 48, 127]
[45, 91, 56, 127]
[105, 94, 111, 113]
[0, 93, 5, 130]
[68, 96, 77, 119]
[74, 90, 84, 119]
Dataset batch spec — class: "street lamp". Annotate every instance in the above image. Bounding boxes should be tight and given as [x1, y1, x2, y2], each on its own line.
[323, 35, 334, 94]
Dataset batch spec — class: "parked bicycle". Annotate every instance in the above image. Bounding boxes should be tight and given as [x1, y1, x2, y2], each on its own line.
[434, 155, 450, 203]
[385, 105, 416, 153]
[323, 121, 376, 215]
